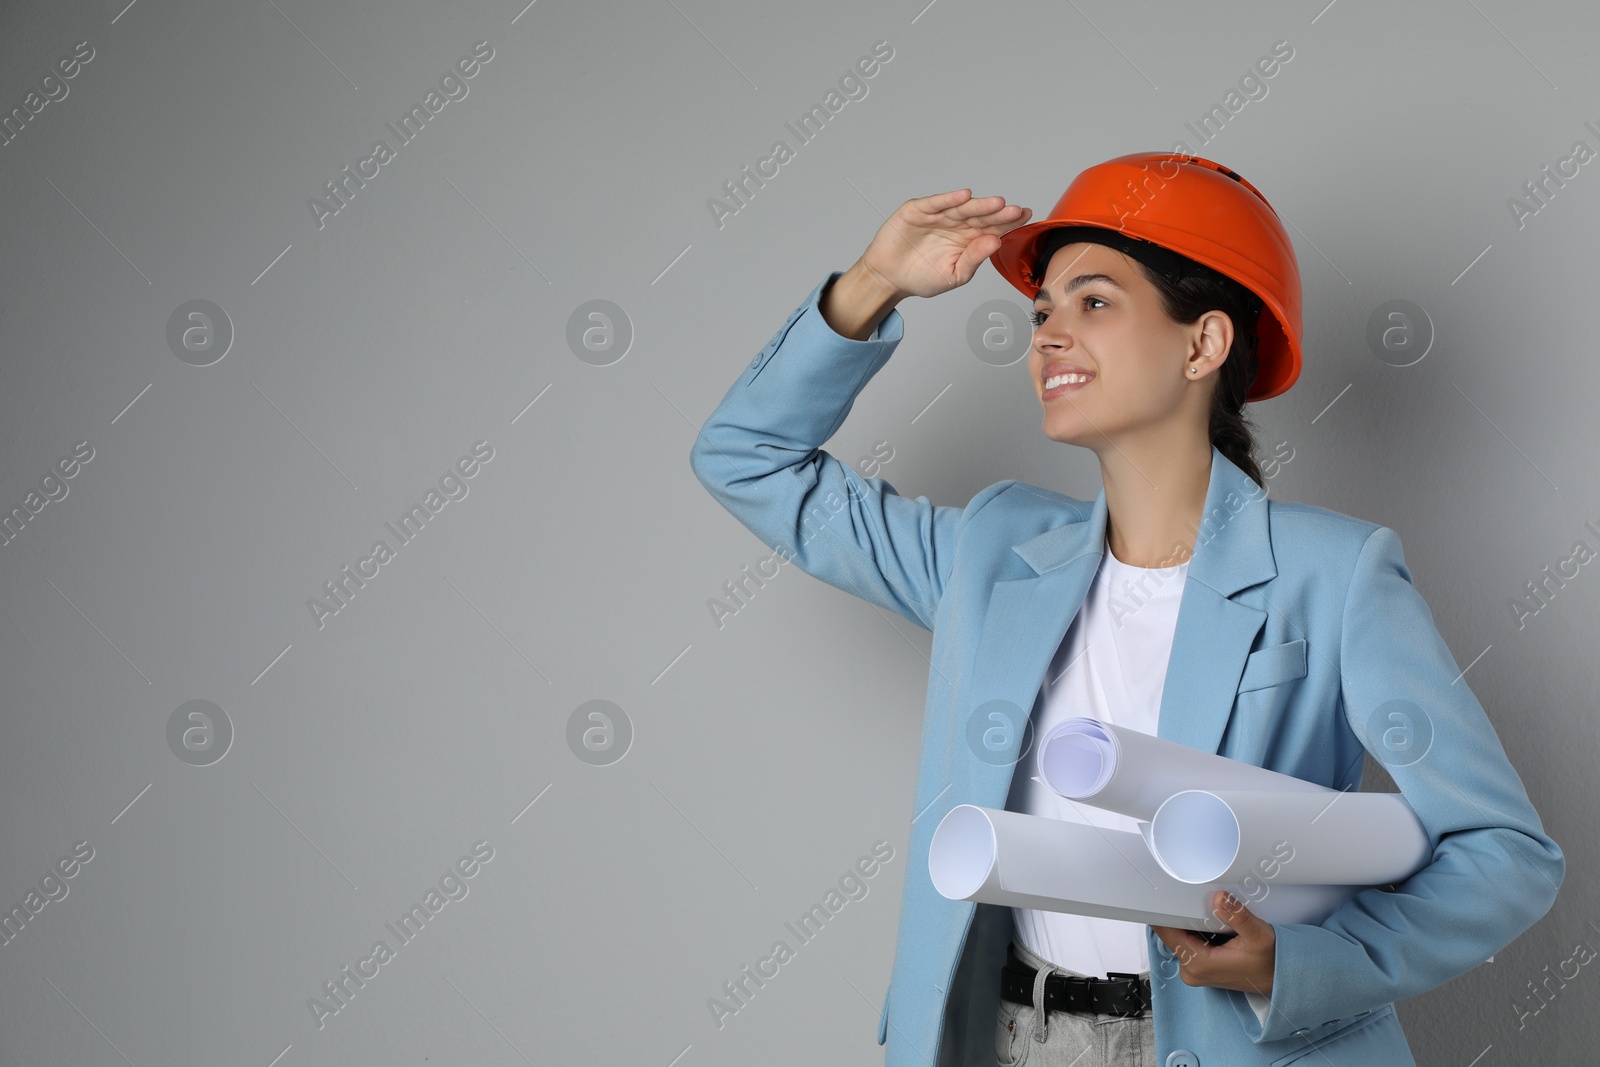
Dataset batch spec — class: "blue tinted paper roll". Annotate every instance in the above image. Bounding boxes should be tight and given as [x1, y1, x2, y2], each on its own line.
[928, 803, 1362, 933]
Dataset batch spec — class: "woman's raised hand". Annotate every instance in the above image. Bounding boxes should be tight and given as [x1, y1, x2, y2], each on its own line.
[857, 190, 1034, 301]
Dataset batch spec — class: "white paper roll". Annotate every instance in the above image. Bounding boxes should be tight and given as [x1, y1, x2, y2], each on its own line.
[1149, 789, 1431, 886]
[928, 804, 1363, 932]
[1035, 717, 1334, 821]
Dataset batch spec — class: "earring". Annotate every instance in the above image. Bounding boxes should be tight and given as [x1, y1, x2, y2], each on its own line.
[1189, 367, 1197, 374]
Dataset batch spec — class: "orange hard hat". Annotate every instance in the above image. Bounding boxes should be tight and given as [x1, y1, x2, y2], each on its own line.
[989, 152, 1302, 401]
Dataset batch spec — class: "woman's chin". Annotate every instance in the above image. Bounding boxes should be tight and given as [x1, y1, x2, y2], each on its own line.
[1040, 411, 1091, 446]
[1040, 426, 1089, 447]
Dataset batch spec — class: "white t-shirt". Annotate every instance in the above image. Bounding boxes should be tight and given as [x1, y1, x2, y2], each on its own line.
[1003, 538, 1188, 978]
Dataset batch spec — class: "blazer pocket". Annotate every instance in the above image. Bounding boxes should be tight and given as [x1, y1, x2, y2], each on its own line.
[1237, 639, 1308, 694]
[1268, 1003, 1396, 1065]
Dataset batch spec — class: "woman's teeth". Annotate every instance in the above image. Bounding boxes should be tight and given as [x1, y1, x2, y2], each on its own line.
[1044, 373, 1092, 389]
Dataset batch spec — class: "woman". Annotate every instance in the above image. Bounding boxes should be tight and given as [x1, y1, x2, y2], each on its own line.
[688, 153, 1563, 1067]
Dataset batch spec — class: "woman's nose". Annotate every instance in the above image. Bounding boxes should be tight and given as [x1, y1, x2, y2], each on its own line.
[1034, 319, 1071, 351]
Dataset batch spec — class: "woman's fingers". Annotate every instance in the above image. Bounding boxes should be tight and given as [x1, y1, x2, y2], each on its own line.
[949, 203, 1035, 240]
[936, 193, 1017, 222]
[909, 190, 1022, 224]
[908, 188, 975, 213]
[988, 205, 1035, 233]
[953, 232, 1005, 284]
[861, 192, 1032, 299]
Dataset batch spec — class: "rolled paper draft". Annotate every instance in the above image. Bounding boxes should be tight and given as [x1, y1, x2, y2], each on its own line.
[1035, 716, 1334, 822]
[1149, 788, 1431, 887]
[928, 804, 1363, 932]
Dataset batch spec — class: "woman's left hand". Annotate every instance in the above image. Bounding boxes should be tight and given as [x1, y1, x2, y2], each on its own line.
[1150, 890, 1277, 997]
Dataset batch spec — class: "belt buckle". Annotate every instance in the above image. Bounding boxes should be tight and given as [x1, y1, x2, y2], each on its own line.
[1102, 971, 1149, 1016]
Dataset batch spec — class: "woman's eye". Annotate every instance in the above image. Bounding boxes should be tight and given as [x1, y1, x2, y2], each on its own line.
[1027, 296, 1105, 327]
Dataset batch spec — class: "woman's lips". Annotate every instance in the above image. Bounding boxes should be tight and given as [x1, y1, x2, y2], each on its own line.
[1041, 377, 1092, 401]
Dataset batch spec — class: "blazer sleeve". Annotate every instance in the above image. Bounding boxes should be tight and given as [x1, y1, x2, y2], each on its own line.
[1246, 525, 1566, 1043]
[689, 270, 1005, 633]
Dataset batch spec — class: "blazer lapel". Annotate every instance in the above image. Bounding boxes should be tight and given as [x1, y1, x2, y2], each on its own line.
[961, 446, 1279, 810]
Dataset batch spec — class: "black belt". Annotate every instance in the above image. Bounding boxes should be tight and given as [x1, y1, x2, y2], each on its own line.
[1000, 942, 1151, 1017]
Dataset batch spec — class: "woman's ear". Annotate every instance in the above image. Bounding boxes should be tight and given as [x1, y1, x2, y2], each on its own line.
[1200, 309, 1236, 361]
[1182, 310, 1235, 384]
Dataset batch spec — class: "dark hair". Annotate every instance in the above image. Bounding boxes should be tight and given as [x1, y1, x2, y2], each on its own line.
[1032, 229, 1267, 488]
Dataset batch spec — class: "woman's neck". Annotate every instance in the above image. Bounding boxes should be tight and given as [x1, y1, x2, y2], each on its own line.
[1096, 441, 1213, 569]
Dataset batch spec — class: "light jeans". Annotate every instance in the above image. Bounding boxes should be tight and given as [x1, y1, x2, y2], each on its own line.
[995, 938, 1156, 1067]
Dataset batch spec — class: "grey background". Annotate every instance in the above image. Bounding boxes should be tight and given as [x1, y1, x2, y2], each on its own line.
[0, 0, 1594, 1064]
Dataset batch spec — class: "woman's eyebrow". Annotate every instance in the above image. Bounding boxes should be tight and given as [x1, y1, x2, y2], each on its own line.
[1034, 272, 1124, 303]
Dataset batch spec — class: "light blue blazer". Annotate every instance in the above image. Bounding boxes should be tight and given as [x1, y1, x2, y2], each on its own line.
[689, 271, 1565, 1067]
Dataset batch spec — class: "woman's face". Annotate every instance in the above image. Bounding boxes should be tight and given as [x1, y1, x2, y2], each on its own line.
[1027, 241, 1219, 449]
